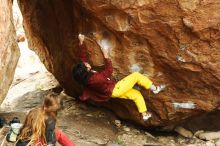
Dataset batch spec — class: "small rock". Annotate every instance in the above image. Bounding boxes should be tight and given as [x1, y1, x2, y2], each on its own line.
[145, 131, 155, 139]
[194, 130, 204, 137]
[98, 112, 105, 117]
[123, 126, 130, 132]
[216, 138, 220, 146]
[133, 129, 140, 134]
[169, 143, 176, 146]
[86, 114, 93, 117]
[188, 138, 202, 144]
[170, 139, 175, 143]
[205, 140, 215, 146]
[89, 138, 106, 145]
[198, 131, 220, 140]
[114, 120, 121, 127]
[174, 126, 193, 138]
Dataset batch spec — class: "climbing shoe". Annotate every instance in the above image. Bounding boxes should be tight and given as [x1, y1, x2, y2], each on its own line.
[152, 84, 166, 94]
[142, 112, 152, 121]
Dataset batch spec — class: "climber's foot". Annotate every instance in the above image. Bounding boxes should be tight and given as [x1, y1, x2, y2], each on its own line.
[152, 84, 166, 94]
[142, 112, 152, 121]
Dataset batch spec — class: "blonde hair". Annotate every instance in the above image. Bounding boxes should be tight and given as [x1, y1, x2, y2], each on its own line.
[17, 93, 62, 145]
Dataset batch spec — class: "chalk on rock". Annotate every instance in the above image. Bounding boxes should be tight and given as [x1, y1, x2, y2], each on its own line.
[173, 101, 196, 109]
[176, 55, 186, 62]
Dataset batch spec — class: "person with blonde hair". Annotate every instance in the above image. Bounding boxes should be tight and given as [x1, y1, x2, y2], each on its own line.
[16, 93, 76, 146]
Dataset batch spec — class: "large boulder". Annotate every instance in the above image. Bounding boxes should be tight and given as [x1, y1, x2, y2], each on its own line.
[0, 0, 20, 104]
[17, 0, 220, 126]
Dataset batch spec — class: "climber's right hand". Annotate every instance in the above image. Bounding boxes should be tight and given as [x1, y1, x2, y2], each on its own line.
[78, 34, 85, 45]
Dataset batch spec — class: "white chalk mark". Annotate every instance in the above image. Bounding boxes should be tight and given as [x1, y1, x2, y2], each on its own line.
[173, 101, 196, 109]
[156, 72, 163, 77]
[179, 44, 187, 51]
[98, 39, 112, 50]
[186, 50, 197, 59]
[176, 55, 186, 62]
[105, 15, 113, 22]
[130, 64, 143, 72]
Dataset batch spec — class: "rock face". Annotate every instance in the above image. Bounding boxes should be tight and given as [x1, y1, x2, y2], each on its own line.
[0, 0, 20, 103]
[17, 0, 220, 126]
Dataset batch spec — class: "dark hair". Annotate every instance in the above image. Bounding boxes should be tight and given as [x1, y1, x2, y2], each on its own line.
[72, 62, 93, 86]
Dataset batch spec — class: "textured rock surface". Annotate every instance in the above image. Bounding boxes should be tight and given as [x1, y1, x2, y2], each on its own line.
[17, 0, 220, 126]
[0, 0, 20, 103]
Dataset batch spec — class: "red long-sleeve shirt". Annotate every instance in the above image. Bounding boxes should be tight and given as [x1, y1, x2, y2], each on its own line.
[78, 44, 116, 102]
[36, 129, 76, 146]
[56, 129, 76, 146]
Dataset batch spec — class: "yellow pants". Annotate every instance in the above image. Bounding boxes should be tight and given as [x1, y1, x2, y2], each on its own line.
[112, 72, 153, 113]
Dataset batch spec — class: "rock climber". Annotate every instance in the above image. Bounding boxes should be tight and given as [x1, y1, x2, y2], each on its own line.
[72, 34, 165, 121]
